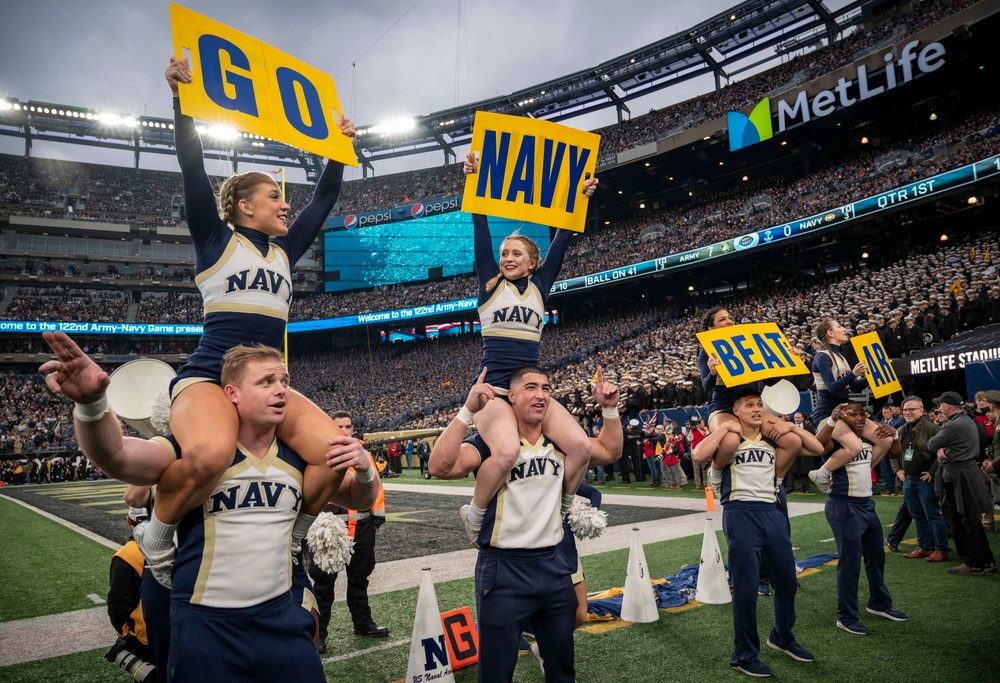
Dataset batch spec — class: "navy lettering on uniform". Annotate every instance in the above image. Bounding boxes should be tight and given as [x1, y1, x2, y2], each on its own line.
[199, 35, 258, 116]
[207, 480, 302, 514]
[734, 449, 776, 465]
[225, 267, 288, 295]
[507, 306, 523, 323]
[261, 481, 287, 507]
[509, 456, 562, 482]
[238, 481, 265, 508]
[275, 67, 329, 139]
[208, 484, 241, 514]
[851, 449, 872, 463]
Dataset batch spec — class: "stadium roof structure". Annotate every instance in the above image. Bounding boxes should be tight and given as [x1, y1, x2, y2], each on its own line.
[0, 0, 869, 178]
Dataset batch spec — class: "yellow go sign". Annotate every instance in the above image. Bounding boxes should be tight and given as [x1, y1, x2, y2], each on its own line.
[170, 3, 357, 167]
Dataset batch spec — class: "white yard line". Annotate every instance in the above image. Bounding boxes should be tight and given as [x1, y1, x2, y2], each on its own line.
[0, 492, 119, 551]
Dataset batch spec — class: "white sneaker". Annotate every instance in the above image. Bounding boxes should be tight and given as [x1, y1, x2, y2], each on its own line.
[808, 469, 833, 494]
[529, 642, 545, 674]
[133, 521, 176, 589]
[459, 505, 480, 545]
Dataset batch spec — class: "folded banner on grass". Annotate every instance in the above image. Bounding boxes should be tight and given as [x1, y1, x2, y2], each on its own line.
[586, 554, 839, 621]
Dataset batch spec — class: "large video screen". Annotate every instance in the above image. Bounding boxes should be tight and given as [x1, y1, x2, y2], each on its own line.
[322, 212, 551, 292]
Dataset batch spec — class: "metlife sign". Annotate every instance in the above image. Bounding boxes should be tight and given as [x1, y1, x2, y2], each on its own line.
[729, 40, 946, 151]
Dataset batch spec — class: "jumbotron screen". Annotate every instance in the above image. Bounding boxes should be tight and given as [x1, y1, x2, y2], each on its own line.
[322, 212, 551, 292]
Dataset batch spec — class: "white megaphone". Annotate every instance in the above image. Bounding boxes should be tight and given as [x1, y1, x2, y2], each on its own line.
[761, 379, 800, 417]
[106, 358, 176, 438]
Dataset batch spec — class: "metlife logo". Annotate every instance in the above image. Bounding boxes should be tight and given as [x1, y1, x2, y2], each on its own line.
[727, 40, 946, 151]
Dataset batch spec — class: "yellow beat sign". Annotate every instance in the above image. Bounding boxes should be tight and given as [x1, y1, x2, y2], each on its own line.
[696, 322, 809, 387]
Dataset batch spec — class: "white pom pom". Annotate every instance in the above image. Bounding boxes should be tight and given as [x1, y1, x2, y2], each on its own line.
[306, 512, 355, 574]
[568, 501, 608, 540]
[149, 390, 172, 437]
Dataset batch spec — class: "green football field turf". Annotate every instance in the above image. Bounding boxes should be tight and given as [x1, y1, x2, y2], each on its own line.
[1, 489, 998, 682]
[0, 496, 114, 623]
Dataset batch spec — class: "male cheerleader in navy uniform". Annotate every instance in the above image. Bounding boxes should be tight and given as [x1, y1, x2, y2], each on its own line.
[694, 385, 823, 678]
[429, 366, 623, 683]
[816, 402, 907, 635]
[39, 333, 379, 681]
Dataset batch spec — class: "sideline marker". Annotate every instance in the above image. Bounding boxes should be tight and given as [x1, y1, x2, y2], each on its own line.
[405, 568, 456, 683]
[620, 528, 660, 623]
[695, 518, 732, 605]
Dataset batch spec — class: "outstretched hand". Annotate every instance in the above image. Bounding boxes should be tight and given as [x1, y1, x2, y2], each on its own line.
[464, 151, 478, 175]
[339, 116, 356, 141]
[165, 56, 192, 96]
[591, 366, 620, 409]
[465, 367, 496, 414]
[38, 332, 111, 404]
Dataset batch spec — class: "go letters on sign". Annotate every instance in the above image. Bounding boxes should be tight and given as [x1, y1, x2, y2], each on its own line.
[696, 322, 809, 387]
[849, 331, 902, 398]
[169, 3, 357, 167]
[461, 112, 600, 233]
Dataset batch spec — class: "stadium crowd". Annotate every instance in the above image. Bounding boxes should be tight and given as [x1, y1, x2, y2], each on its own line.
[4, 287, 129, 322]
[0, 0, 979, 228]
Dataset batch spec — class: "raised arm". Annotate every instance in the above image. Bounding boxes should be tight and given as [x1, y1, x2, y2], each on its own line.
[536, 178, 597, 292]
[429, 368, 493, 479]
[281, 118, 356, 265]
[40, 332, 173, 485]
[589, 367, 623, 466]
[167, 57, 227, 257]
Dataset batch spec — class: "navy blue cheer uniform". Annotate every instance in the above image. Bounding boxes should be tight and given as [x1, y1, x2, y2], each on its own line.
[167, 436, 323, 682]
[811, 345, 866, 423]
[822, 438, 894, 627]
[169, 97, 345, 399]
[699, 347, 734, 419]
[720, 435, 800, 669]
[473, 214, 569, 392]
[465, 433, 576, 683]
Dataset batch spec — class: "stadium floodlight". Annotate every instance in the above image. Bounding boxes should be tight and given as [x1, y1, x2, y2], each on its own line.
[206, 124, 239, 140]
[0, 101, 12, 111]
[369, 117, 416, 136]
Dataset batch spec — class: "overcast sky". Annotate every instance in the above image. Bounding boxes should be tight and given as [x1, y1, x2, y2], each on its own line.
[0, 0, 847, 181]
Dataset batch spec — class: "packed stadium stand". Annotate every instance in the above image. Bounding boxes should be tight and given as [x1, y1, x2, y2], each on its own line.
[3, 0, 1000, 458]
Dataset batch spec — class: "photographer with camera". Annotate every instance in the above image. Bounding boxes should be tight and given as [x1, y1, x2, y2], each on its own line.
[106, 495, 156, 682]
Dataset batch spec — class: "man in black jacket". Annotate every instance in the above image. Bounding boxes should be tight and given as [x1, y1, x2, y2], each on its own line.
[927, 392, 997, 575]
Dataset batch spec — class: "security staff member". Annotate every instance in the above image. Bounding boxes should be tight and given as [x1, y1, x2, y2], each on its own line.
[108, 505, 153, 664]
[309, 411, 388, 652]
